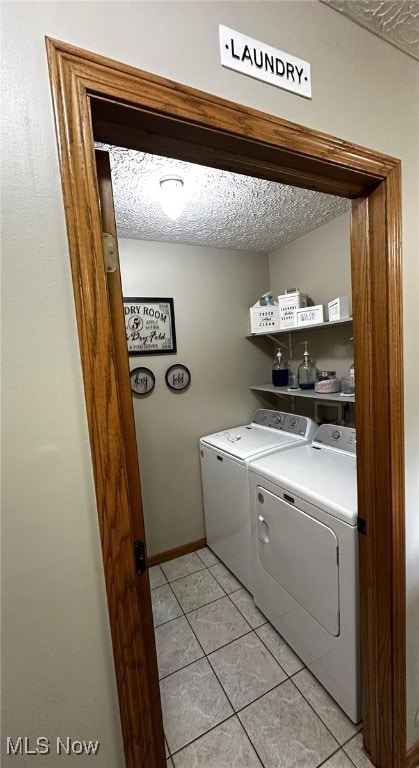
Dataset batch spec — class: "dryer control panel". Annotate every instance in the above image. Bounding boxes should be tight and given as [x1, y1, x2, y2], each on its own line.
[252, 409, 315, 439]
[313, 424, 356, 455]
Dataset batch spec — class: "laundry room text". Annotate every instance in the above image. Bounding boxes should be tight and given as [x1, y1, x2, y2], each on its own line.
[219, 24, 311, 99]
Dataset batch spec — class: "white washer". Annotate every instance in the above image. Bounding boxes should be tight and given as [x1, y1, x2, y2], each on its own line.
[249, 424, 360, 722]
[200, 410, 316, 593]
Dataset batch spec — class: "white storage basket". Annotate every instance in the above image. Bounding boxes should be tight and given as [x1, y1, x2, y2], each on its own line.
[278, 290, 307, 329]
[250, 305, 280, 334]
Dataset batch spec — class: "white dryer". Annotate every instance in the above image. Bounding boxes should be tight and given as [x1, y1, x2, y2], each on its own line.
[248, 424, 360, 723]
[200, 410, 316, 593]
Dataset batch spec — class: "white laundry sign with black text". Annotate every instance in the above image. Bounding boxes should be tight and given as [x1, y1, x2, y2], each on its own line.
[219, 25, 311, 99]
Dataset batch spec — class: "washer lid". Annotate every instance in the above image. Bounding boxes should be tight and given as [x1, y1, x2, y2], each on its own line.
[249, 443, 357, 525]
[200, 425, 306, 461]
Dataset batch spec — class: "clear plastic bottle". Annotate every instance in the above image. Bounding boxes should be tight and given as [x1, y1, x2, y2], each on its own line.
[298, 341, 318, 390]
[272, 348, 289, 387]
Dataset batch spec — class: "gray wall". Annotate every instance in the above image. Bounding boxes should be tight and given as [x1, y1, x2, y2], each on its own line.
[120, 239, 271, 556]
[2, 1, 418, 761]
[269, 213, 353, 380]
[269, 213, 351, 311]
[122, 217, 352, 559]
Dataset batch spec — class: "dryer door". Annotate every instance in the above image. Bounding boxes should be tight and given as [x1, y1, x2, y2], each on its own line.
[256, 487, 340, 636]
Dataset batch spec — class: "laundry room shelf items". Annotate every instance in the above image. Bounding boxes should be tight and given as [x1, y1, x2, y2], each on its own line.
[247, 317, 355, 403]
[249, 384, 355, 404]
[247, 316, 353, 339]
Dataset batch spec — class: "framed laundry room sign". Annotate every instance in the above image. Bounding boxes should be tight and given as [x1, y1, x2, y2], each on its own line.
[123, 297, 177, 355]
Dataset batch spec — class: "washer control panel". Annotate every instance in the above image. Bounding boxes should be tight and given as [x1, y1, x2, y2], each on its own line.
[252, 409, 315, 438]
[313, 424, 356, 455]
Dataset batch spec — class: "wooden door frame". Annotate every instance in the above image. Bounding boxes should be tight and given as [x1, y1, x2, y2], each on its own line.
[46, 38, 406, 768]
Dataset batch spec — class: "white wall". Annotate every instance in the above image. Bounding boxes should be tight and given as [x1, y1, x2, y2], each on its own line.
[269, 212, 353, 379]
[119, 238, 270, 556]
[2, 1, 418, 760]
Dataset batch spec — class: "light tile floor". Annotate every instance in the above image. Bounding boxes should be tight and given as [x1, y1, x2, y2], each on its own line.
[151, 549, 367, 768]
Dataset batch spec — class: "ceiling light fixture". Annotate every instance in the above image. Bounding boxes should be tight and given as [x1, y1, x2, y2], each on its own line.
[159, 175, 185, 220]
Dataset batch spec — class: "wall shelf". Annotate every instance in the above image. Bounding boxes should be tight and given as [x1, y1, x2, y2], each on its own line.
[247, 317, 353, 341]
[248, 317, 355, 409]
[250, 383, 355, 404]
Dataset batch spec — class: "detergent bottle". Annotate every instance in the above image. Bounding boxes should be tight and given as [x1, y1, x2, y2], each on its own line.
[298, 341, 318, 390]
[272, 348, 289, 387]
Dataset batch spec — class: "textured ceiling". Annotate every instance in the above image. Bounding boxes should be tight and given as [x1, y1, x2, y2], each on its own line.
[321, 0, 419, 60]
[99, 145, 349, 253]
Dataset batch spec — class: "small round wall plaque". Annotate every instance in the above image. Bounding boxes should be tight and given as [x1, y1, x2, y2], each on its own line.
[165, 364, 191, 392]
[130, 367, 155, 396]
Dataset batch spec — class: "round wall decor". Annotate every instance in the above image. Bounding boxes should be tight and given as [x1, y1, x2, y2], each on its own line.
[130, 367, 155, 395]
[165, 364, 191, 392]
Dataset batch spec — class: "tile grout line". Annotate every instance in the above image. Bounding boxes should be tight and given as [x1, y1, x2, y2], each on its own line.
[153, 577, 223, 628]
[170, 573, 293, 767]
[162, 561, 233, 756]
[157, 554, 361, 767]
[340, 733, 367, 768]
[231, 674, 350, 768]
[340, 728, 363, 748]
[161, 560, 258, 758]
[285, 676, 360, 753]
[155, 571, 304, 700]
[152, 554, 221, 590]
[233, 715, 268, 768]
[193, 616, 292, 720]
[165, 615, 271, 768]
[160, 548, 240, 586]
[288, 669, 363, 747]
[168, 713, 239, 763]
[151, 563, 243, 593]
[155, 580, 242, 626]
[162, 563, 358, 745]
[202, 660, 276, 768]
[315, 745, 344, 767]
[316, 736, 362, 768]
[195, 548, 217, 566]
[231, 677, 331, 768]
[159, 651, 206, 684]
[205, 563, 244, 594]
[179, 570, 250, 712]
[160, 558, 291, 763]
[184, 611, 254, 659]
[224, 585, 269, 630]
[164, 649, 362, 765]
[161, 564, 207, 585]
[159, 558, 286, 763]
[206, 626, 289, 686]
[170, 569, 230, 613]
[253, 625, 303, 680]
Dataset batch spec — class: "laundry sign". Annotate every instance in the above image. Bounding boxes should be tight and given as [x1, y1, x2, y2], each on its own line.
[219, 25, 311, 99]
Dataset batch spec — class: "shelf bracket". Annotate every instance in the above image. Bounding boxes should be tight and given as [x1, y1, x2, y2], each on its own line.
[288, 332, 293, 360]
[265, 333, 293, 359]
[266, 334, 288, 351]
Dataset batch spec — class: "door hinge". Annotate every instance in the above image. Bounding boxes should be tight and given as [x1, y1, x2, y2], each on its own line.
[134, 541, 147, 575]
[103, 232, 118, 273]
[357, 517, 367, 536]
